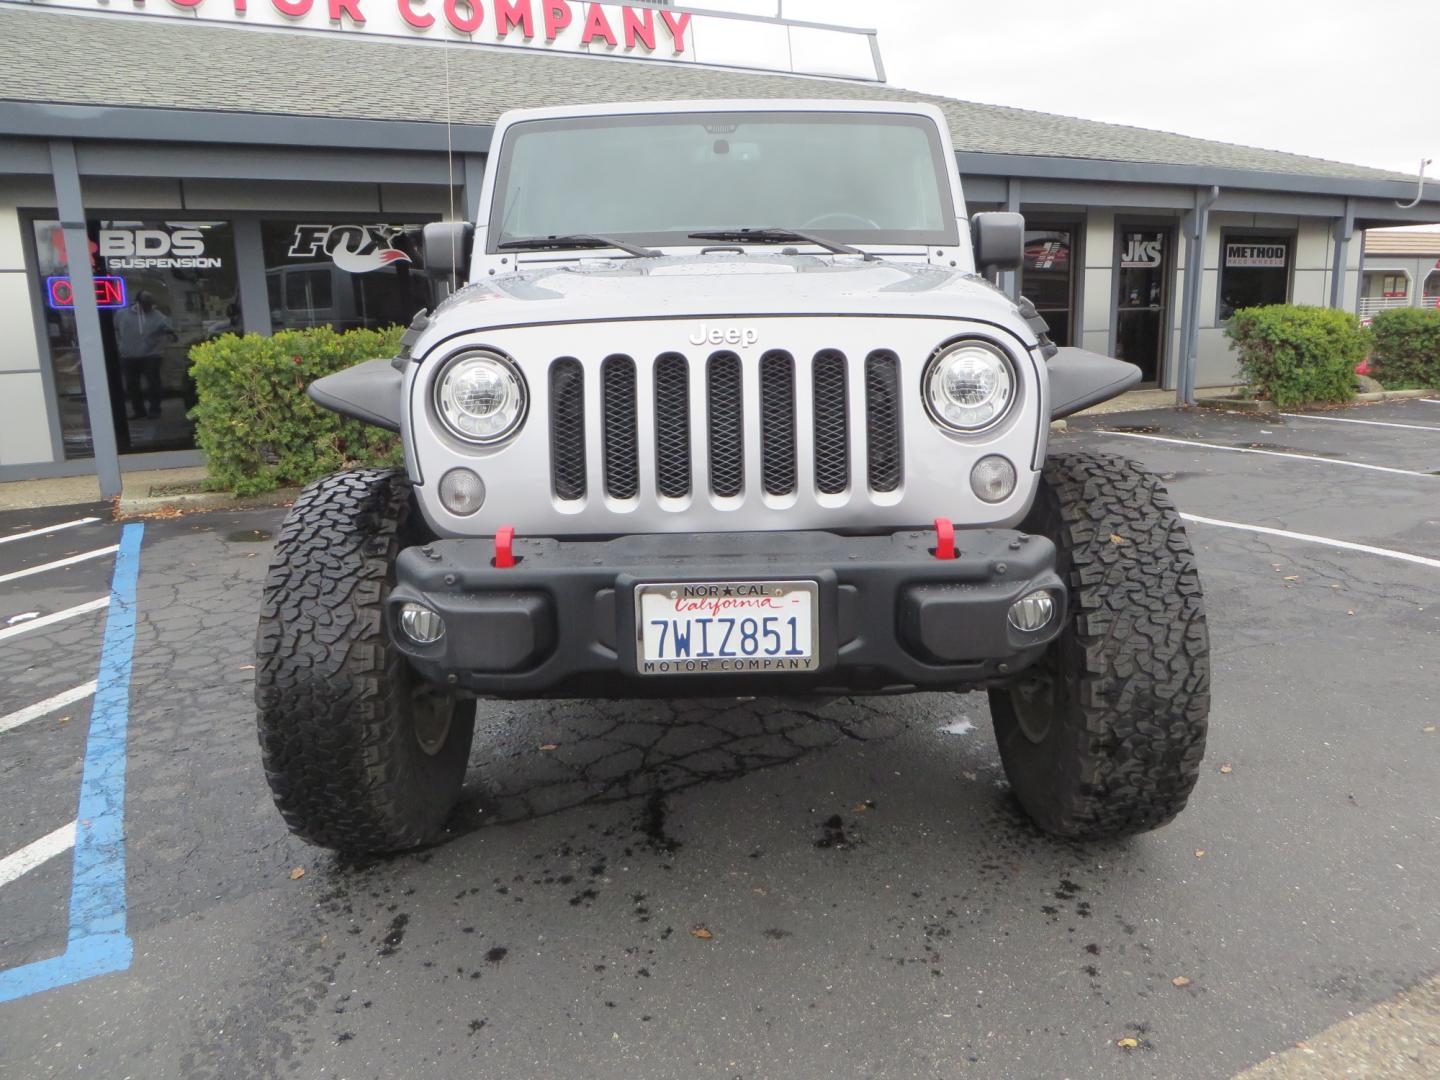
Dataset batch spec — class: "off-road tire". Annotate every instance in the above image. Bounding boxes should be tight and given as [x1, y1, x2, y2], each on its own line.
[255, 468, 476, 854]
[989, 450, 1209, 839]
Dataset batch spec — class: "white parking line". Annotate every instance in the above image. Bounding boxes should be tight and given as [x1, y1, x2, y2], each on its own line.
[0, 518, 101, 546]
[1182, 514, 1440, 570]
[0, 598, 109, 643]
[0, 822, 76, 889]
[1279, 412, 1440, 433]
[1101, 430, 1436, 478]
[0, 546, 119, 587]
[0, 682, 98, 737]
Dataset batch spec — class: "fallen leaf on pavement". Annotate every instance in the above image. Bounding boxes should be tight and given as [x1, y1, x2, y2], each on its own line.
[1219, 763, 1233, 774]
[1194, 849, 1206, 859]
[289, 867, 306, 880]
[57, 715, 71, 726]
[1109, 534, 1127, 545]
[1172, 976, 1191, 987]
[690, 926, 713, 940]
[239, 664, 255, 670]
[1284, 575, 1299, 581]
[1424, 726, 1436, 734]
[852, 801, 876, 813]
[539, 744, 559, 752]
[1117, 1037, 1139, 1049]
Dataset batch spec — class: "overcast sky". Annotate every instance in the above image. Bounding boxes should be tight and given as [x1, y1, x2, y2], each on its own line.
[736, 0, 1436, 181]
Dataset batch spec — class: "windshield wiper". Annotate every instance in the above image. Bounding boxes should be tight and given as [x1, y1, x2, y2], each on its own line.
[497, 234, 661, 258]
[687, 228, 876, 261]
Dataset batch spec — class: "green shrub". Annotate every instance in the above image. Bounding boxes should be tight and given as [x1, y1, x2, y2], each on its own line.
[1367, 306, 1440, 389]
[1224, 304, 1369, 408]
[189, 326, 404, 496]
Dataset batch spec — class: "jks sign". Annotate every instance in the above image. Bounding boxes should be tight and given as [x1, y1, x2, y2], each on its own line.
[288, 224, 412, 273]
[1120, 233, 1164, 269]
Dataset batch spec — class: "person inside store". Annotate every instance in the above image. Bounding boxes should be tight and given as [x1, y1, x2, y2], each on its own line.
[113, 289, 177, 420]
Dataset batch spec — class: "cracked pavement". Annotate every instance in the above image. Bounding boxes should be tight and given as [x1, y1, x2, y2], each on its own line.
[0, 400, 1437, 1078]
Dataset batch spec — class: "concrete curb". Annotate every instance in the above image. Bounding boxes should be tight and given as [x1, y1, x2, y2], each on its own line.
[1193, 397, 1277, 415]
[1194, 388, 1435, 416]
[1355, 388, 1435, 402]
[115, 487, 301, 519]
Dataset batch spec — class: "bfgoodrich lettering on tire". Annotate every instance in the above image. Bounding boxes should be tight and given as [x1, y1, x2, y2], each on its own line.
[989, 451, 1210, 839]
[255, 468, 476, 854]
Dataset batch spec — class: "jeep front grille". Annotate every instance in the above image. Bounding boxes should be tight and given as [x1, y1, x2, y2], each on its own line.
[758, 351, 797, 496]
[548, 358, 587, 501]
[600, 355, 639, 501]
[547, 348, 905, 506]
[864, 350, 903, 493]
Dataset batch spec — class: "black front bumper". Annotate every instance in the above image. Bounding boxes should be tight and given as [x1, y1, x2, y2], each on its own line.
[387, 529, 1065, 698]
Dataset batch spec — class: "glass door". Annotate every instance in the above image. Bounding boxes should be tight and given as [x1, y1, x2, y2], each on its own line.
[1021, 226, 1076, 347]
[1114, 229, 1171, 383]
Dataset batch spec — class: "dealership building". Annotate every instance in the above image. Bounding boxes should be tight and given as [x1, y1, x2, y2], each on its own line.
[2, 0, 1438, 490]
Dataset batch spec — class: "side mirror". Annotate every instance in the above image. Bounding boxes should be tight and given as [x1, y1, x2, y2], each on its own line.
[971, 212, 1025, 273]
[422, 221, 475, 282]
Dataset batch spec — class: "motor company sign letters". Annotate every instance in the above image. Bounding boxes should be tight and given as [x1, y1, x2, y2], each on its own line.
[30, 0, 884, 79]
[48, 0, 693, 51]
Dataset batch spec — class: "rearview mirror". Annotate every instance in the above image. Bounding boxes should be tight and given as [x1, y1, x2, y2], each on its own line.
[971, 212, 1025, 273]
[422, 221, 475, 282]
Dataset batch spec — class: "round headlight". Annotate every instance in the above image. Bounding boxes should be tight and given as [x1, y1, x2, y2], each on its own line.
[924, 341, 1016, 432]
[435, 351, 527, 444]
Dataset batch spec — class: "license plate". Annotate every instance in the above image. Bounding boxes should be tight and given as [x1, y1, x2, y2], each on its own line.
[634, 580, 819, 675]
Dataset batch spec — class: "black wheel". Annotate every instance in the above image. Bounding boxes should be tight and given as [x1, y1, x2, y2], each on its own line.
[255, 468, 476, 854]
[988, 450, 1210, 839]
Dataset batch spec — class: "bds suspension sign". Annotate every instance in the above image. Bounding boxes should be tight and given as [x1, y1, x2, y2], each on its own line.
[25, 0, 884, 79]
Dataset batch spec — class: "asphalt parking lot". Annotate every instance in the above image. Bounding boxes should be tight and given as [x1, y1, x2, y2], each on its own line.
[0, 399, 1436, 1079]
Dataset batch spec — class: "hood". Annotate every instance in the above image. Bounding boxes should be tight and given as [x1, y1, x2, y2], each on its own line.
[416, 253, 1031, 352]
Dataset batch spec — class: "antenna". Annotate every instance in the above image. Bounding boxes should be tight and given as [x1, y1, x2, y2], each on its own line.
[442, 22, 459, 293]
[1396, 157, 1432, 210]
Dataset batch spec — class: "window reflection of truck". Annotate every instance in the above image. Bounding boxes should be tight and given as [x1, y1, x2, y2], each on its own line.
[266, 263, 429, 331]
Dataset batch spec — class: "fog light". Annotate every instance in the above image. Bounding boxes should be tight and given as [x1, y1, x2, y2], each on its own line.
[1008, 590, 1055, 633]
[439, 468, 485, 516]
[399, 603, 445, 645]
[970, 455, 1017, 503]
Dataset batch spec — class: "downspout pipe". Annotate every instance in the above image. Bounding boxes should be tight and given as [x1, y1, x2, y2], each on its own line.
[1178, 185, 1220, 406]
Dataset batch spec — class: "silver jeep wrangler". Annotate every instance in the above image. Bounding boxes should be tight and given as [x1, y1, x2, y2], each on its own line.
[256, 101, 1210, 854]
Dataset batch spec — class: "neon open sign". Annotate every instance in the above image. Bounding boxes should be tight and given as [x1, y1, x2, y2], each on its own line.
[46, 276, 128, 311]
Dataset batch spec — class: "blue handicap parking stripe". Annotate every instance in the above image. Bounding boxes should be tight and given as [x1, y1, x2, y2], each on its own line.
[0, 522, 143, 1005]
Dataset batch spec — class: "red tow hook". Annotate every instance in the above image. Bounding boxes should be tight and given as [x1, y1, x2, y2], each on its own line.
[933, 517, 957, 560]
[493, 525, 517, 569]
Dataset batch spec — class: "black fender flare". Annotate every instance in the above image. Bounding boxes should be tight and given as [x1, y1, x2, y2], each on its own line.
[1046, 347, 1141, 419]
[307, 357, 403, 433]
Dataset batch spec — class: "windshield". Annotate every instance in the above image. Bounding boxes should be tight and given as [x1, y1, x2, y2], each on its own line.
[488, 111, 958, 250]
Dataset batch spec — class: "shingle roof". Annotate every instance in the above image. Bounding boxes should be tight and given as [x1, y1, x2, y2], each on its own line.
[0, 6, 1414, 184]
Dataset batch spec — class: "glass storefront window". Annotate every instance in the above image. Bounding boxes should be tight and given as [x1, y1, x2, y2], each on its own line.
[260, 221, 432, 332]
[32, 218, 240, 458]
[1219, 236, 1291, 320]
[1020, 227, 1076, 347]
